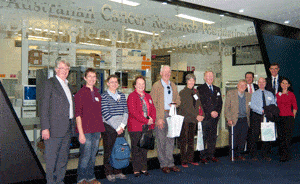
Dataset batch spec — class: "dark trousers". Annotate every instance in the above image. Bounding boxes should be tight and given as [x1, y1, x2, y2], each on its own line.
[229, 117, 248, 157]
[277, 116, 294, 160]
[102, 123, 124, 176]
[178, 122, 196, 164]
[248, 112, 272, 158]
[129, 130, 151, 172]
[44, 128, 71, 184]
[201, 118, 219, 159]
[245, 110, 255, 151]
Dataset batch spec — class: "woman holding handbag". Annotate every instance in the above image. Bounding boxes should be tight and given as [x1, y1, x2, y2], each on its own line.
[127, 76, 156, 177]
[276, 78, 297, 162]
[178, 74, 204, 168]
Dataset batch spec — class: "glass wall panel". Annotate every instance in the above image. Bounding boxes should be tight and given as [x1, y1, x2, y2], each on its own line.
[0, 0, 265, 170]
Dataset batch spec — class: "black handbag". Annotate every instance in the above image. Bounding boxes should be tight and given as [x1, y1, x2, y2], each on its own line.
[138, 125, 155, 150]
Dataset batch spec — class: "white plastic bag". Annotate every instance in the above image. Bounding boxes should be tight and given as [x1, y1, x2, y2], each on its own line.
[166, 105, 184, 138]
[261, 116, 276, 142]
[196, 122, 204, 151]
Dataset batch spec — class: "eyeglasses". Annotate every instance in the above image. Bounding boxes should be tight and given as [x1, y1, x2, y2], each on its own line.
[57, 67, 70, 71]
[167, 86, 171, 94]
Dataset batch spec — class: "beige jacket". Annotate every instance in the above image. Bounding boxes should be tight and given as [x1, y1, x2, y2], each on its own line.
[150, 80, 181, 120]
[224, 89, 251, 126]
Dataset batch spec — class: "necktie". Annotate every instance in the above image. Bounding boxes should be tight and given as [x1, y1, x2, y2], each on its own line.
[273, 78, 276, 92]
[249, 84, 253, 94]
[262, 91, 266, 107]
[209, 85, 213, 94]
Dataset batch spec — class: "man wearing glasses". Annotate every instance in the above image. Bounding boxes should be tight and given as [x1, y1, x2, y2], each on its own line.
[197, 71, 223, 164]
[150, 65, 181, 174]
[265, 63, 292, 95]
[39, 59, 75, 184]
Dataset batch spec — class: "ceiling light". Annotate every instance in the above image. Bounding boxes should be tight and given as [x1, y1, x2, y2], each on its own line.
[161, 30, 165, 32]
[183, 35, 186, 37]
[117, 40, 129, 43]
[105, 39, 111, 41]
[284, 20, 290, 24]
[220, 14, 224, 17]
[79, 42, 105, 46]
[176, 14, 214, 24]
[162, 2, 167, 5]
[109, 0, 140, 7]
[239, 9, 244, 13]
[125, 28, 159, 36]
[28, 35, 51, 40]
[34, 28, 42, 31]
[167, 50, 172, 53]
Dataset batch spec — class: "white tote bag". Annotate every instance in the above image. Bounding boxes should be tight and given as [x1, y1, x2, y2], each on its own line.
[261, 116, 276, 142]
[196, 122, 204, 151]
[166, 105, 184, 138]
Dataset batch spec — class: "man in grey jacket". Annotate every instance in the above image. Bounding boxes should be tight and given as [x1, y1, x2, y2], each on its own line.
[40, 59, 75, 184]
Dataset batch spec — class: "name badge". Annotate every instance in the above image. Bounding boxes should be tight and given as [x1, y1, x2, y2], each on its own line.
[217, 92, 221, 96]
[95, 97, 99, 102]
[193, 94, 199, 100]
[117, 94, 121, 101]
[149, 99, 153, 104]
[248, 102, 251, 106]
[267, 97, 272, 100]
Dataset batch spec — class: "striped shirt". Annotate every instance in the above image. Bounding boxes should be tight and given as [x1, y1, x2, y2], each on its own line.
[101, 91, 128, 130]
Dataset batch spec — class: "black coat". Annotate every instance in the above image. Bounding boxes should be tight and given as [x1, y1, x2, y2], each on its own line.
[265, 75, 293, 95]
[197, 84, 223, 121]
[245, 83, 259, 93]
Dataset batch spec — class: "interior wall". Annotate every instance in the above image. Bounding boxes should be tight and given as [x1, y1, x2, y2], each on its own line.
[0, 36, 21, 79]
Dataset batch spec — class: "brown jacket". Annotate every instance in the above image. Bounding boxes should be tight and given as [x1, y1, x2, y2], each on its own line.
[178, 87, 205, 124]
[224, 89, 251, 126]
[150, 80, 180, 120]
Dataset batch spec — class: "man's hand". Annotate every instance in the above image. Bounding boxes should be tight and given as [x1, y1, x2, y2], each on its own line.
[156, 119, 165, 129]
[79, 133, 86, 144]
[227, 120, 233, 126]
[42, 129, 50, 140]
[196, 115, 204, 122]
[211, 111, 219, 118]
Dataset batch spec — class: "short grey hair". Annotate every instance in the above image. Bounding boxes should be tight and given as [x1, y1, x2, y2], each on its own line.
[55, 57, 70, 68]
[160, 65, 171, 73]
[186, 74, 196, 82]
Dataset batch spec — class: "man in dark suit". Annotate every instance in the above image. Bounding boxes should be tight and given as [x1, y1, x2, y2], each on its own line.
[197, 71, 223, 163]
[40, 59, 74, 184]
[245, 71, 259, 153]
[265, 63, 287, 95]
[245, 72, 259, 94]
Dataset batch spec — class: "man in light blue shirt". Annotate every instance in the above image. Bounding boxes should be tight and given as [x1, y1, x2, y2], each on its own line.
[249, 77, 276, 161]
[161, 78, 173, 111]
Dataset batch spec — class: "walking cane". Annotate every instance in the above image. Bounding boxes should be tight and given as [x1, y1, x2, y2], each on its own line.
[231, 125, 234, 162]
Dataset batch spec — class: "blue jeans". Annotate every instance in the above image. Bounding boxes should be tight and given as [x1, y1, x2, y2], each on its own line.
[77, 132, 101, 182]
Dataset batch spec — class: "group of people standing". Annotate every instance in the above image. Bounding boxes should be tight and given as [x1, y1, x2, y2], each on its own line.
[39, 59, 297, 184]
[225, 64, 297, 163]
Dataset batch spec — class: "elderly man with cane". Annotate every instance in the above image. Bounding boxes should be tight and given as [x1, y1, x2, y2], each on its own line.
[224, 80, 251, 161]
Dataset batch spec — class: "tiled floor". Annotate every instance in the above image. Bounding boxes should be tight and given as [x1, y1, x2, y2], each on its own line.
[37, 129, 230, 171]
